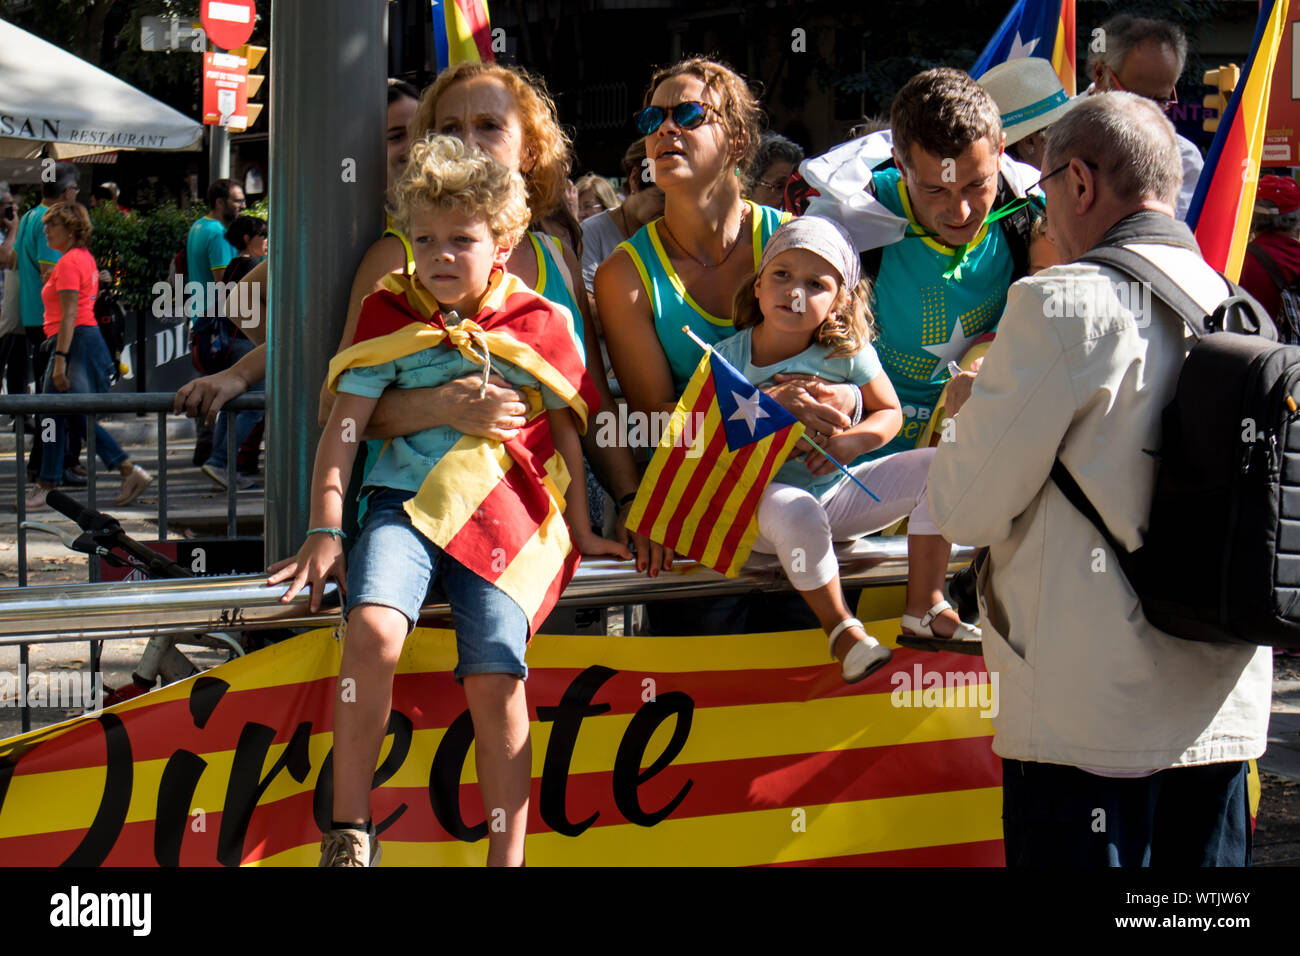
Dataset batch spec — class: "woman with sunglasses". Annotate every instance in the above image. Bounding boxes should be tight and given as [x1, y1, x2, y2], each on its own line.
[598, 58, 858, 423]
[596, 57, 863, 632]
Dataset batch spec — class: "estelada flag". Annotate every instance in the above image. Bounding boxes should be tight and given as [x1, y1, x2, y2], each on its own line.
[1187, 0, 1291, 281]
[626, 347, 804, 577]
[432, 0, 494, 71]
[329, 268, 598, 633]
[969, 0, 1076, 96]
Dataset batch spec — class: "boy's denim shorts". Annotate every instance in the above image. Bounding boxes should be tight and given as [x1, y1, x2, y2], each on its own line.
[344, 488, 529, 682]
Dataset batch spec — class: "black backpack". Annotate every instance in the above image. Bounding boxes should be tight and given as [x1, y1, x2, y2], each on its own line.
[93, 290, 127, 383]
[1051, 239, 1300, 649]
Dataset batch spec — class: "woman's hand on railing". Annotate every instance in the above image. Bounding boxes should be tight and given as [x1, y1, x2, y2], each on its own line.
[613, 505, 674, 577]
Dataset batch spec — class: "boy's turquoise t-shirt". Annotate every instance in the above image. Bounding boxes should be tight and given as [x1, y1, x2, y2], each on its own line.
[869, 167, 1013, 457]
[712, 326, 882, 500]
[337, 344, 570, 494]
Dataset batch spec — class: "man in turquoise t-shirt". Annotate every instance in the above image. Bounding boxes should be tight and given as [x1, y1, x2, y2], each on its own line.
[800, 69, 1041, 458]
[185, 178, 245, 467]
[185, 178, 244, 327]
[10, 165, 79, 341]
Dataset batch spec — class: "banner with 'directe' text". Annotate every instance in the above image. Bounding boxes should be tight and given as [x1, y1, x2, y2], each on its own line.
[0, 589, 1004, 866]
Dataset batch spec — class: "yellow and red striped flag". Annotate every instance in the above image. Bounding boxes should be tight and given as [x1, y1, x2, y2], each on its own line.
[330, 268, 598, 634]
[1187, 0, 1291, 281]
[625, 347, 804, 577]
[431, 0, 494, 71]
[0, 604, 1006, 867]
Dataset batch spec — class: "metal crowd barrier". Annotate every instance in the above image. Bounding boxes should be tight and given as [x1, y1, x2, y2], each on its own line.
[2, 392, 267, 582]
[0, 539, 977, 641]
[2, 392, 266, 731]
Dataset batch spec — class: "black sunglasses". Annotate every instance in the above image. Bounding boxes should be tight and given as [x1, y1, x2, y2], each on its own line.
[634, 101, 719, 136]
[1032, 158, 1101, 192]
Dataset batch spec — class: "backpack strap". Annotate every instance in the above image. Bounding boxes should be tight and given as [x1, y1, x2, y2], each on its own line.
[1049, 459, 1137, 569]
[1081, 245, 1274, 340]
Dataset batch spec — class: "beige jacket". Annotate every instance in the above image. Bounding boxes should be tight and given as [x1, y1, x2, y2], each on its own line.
[928, 241, 1272, 770]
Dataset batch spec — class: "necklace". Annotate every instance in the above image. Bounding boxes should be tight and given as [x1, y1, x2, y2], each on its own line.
[659, 205, 748, 269]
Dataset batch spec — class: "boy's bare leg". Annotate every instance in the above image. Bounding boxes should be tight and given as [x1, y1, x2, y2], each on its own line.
[332, 603, 409, 824]
[463, 673, 532, 867]
[904, 534, 964, 636]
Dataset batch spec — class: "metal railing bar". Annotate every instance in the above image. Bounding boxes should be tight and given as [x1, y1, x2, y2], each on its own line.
[226, 416, 237, 537]
[157, 412, 167, 542]
[0, 543, 977, 641]
[14, 415, 27, 590]
[0, 393, 264, 413]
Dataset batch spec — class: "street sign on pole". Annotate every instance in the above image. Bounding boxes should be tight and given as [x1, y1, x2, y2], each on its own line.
[202, 51, 248, 127]
[201, 0, 256, 51]
[140, 15, 206, 52]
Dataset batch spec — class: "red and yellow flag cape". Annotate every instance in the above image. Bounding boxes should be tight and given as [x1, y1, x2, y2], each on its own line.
[328, 269, 600, 633]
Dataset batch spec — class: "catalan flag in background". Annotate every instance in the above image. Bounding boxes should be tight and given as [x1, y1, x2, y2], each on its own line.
[970, 0, 1076, 95]
[431, 0, 494, 71]
[626, 348, 804, 577]
[1186, 0, 1291, 282]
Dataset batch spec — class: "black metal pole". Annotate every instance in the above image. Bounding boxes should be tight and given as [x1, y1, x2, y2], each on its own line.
[265, 0, 388, 564]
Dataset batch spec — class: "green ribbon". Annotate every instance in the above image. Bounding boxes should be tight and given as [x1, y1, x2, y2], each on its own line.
[905, 194, 1045, 281]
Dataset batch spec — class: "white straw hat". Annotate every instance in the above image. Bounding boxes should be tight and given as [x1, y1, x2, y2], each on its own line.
[978, 58, 1078, 146]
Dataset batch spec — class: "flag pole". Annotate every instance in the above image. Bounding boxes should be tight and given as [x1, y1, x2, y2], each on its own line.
[680, 326, 881, 502]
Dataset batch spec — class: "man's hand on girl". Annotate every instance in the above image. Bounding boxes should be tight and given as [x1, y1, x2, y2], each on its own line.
[268, 536, 347, 612]
[764, 373, 852, 435]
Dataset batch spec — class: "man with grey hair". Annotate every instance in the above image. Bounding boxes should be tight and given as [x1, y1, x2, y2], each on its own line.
[928, 92, 1272, 866]
[1087, 13, 1202, 221]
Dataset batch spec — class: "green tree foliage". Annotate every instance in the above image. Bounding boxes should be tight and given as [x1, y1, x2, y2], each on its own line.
[89, 201, 203, 313]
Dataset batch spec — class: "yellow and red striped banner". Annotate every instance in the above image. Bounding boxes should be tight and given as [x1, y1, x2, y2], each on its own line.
[0, 590, 1002, 866]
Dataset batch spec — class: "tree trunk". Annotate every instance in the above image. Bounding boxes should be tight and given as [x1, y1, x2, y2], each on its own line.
[80, 0, 118, 67]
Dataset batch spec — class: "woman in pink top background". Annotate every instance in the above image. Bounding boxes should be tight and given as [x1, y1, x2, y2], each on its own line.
[26, 202, 151, 510]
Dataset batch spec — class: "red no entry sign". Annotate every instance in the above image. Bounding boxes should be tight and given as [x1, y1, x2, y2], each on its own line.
[201, 0, 255, 50]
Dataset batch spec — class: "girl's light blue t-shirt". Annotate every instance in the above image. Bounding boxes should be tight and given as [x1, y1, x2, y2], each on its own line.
[712, 326, 882, 499]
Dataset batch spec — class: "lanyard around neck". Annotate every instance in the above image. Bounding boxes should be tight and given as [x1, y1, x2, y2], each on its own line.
[907, 194, 1044, 281]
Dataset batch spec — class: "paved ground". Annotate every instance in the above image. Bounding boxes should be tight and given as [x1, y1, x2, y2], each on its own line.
[1, 411, 1298, 863]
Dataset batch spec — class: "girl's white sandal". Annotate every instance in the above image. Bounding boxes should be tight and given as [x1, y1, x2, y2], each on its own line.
[827, 617, 892, 684]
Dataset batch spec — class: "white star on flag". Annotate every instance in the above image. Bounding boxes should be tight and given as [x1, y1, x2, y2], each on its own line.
[729, 389, 769, 435]
[1007, 31, 1039, 60]
[922, 318, 979, 367]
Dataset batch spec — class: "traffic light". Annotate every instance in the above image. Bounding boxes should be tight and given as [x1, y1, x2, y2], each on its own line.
[228, 44, 267, 131]
[1203, 64, 1240, 134]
